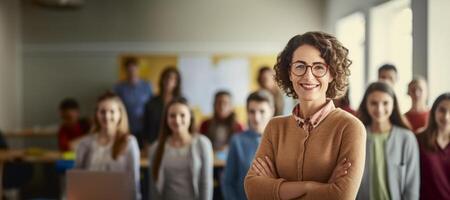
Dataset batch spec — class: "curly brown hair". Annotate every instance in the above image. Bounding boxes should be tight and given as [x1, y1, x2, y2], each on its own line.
[274, 31, 352, 99]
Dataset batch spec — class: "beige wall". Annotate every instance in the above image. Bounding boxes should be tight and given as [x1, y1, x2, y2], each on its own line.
[326, 0, 450, 106]
[24, 0, 325, 44]
[0, 0, 22, 130]
[324, 0, 387, 32]
[22, 0, 325, 126]
[428, 0, 450, 102]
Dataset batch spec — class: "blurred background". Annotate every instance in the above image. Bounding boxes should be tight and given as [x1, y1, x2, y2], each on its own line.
[0, 0, 449, 199]
[1, 0, 449, 130]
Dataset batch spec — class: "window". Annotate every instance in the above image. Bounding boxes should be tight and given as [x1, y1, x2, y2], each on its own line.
[336, 12, 365, 109]
[369, 0, 412, 113]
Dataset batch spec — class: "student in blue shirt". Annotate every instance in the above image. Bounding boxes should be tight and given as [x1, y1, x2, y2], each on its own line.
[221, 90, 275, 200]
[114, 57, 153, 148]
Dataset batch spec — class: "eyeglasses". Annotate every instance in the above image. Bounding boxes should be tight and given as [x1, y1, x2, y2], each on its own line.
[290, 62, 329, 77]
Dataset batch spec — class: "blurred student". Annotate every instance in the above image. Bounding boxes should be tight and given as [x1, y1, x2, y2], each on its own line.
[405, 76, 430, 133]
[200, 90, 243, 154]
[333, 88, 356, 116]
[114, 57, 153, 148]
[0, 129, 33, 200]
[378, 64, 398, 87]
[75, 91, 141, 200]
[200, 90, 242, 199]
[57, 98, 90, 151]
[257, 66, 285, 116]
[357, 82, 419, 200]
[221, 90, 274, 200]
[143, 67, 182, 146]
[0, 129, 7, 149]
[416, 93, 450, 200]
[149, 98, 213, 200]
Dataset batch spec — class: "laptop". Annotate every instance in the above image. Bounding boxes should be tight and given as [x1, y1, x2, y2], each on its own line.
[66, 169, 133, 200]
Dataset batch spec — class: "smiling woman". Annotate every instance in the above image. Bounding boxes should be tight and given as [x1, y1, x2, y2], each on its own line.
[244, 31, 366, 200]
[356, 82, 419, 200]
[416, 93, 450, 200]
[148, 98, 214, 200]
[74, 91, 141, 200]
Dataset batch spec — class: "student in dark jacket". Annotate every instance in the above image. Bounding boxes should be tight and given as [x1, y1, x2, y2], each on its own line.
[143, 67, 183, 146]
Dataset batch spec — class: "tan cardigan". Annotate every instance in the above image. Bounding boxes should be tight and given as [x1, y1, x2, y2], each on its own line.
[244, 108, 366, 200]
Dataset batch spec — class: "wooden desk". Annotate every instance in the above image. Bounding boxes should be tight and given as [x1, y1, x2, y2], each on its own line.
[4, 129, 56, 137]
[3, 129, 58, 150]
[0, 150, 225, 167]
[0, 150, 60, 163]
[0, 149, 225, 197]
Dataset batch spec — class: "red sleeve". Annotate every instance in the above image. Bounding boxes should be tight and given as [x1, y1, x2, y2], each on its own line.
[199, 120, 210, 135]
[58, 126, 69, 151]
[234, 122, 244, 133]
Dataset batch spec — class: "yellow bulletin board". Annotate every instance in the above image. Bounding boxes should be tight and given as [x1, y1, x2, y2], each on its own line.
[119, 54, 277, 128]
[249, 55, 278, 91]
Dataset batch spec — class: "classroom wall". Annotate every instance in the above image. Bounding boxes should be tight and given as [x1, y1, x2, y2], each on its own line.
[21, 0, 325, 127]
[411, 0, 427, 79]
[0, 0, 22, 130]
[324, 0, 389, 109]
[428, 0, 450, 102]
[324, 0, 387, 32]
[326, 0, 450, 108]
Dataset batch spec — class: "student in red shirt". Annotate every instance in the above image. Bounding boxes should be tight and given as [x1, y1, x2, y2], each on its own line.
[200, 90, 244, 153]
[57, 98, 90, 151]
[405, 76, 430, 133]
[333, 88, 357, 116]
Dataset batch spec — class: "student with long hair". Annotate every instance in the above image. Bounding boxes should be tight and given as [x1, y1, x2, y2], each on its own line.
[357, 82, 419, 200]
[149, 98, 213, 200]
[416, 93, 450, 200]
[244, 31, 366, 200]
[143, 67, 182, 145]
[75, 91, 141, 200]
[257, 66, 285, 116]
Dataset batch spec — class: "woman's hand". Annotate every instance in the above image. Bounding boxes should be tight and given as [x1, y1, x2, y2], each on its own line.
[252, 156, 277, 178]
[328, 158, 351, 183]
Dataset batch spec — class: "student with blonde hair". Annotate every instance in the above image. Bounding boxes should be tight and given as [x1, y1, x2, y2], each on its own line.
[75, 91, 141, 200]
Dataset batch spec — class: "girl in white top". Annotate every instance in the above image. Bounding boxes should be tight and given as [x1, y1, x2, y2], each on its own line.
[75, 91, 141, 200]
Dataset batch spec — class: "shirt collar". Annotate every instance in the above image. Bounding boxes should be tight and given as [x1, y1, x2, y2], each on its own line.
[292, 100, 335, 132]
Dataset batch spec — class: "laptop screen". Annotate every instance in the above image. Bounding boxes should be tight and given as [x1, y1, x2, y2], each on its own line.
[66, 169, 132, 200]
